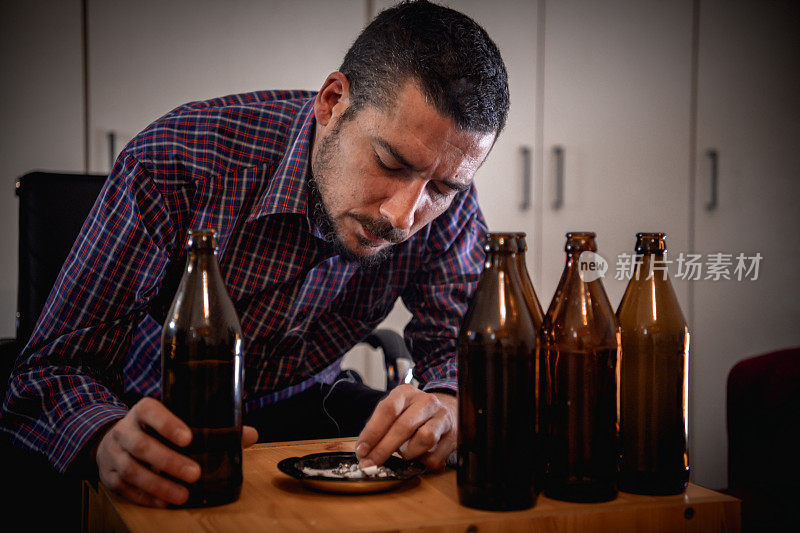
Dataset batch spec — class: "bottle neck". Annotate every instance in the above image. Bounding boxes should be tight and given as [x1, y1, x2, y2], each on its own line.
[486, 251, 516, 271]
[631, 252, 671, 282]
[187, 249, 221, 276]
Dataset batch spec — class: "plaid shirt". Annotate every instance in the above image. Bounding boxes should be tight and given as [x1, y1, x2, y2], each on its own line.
[0, 90, 487, 473]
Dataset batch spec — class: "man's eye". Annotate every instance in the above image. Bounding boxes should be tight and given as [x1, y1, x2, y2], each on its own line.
[374, 153, 403, 172]
[428, 182, 453, 198]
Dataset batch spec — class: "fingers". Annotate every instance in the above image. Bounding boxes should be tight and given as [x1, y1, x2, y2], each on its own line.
[415, 421, 458, 470]
[96, 398, 200, 507]
[113, 420, 200, 483]
[108, 476, 169, 508]
[100, 437, 191, 506]
[356, 385, 416, 460]
[124, 398, 200, 481]
[132, 397, 192, 448]
[394, 412, 447, 459]
[356, 387, 457, 469]
[242, 425, 259, 448]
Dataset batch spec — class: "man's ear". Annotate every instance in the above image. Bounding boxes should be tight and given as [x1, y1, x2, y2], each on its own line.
[314, 72, 351, 127]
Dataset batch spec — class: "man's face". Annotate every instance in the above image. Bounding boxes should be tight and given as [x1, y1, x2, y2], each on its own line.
[309, 80, 495, 266]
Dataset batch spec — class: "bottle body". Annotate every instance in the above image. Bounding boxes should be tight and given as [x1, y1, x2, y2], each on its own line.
[539, 232, 620, 503]
[617, 233, 689, 495]
[161, 229, 244, 507]
[457, 233, 539, 511]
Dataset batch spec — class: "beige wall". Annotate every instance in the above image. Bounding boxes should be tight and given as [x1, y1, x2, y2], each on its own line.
[0, 0, 85, 337]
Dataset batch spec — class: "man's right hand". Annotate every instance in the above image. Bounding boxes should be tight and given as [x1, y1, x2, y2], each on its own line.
[95, 397, 200, 507]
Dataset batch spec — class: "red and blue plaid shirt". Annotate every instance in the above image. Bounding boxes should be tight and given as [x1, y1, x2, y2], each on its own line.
[1, 90, 487, 472]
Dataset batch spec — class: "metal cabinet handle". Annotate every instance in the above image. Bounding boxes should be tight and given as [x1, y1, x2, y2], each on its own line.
[108, 131, 117, 170]
[705, 149, 718, 211]
[552, 145, 564, 210]
[519, 146, 532, 211]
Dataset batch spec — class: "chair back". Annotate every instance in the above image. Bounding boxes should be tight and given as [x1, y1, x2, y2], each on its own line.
[15, 171, 106, 345]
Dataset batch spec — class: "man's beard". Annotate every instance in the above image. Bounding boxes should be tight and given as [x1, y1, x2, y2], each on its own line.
[308, 122, 405, 268]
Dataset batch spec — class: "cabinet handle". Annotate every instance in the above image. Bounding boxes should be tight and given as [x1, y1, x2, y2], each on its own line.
[519, 146, 532, 211]
[705, 149, 718, 211]
[552, 145, 564, 210]
[108, 131, 117, 170]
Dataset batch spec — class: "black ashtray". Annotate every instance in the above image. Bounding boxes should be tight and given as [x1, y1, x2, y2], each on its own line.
[277, 452, 425, 494]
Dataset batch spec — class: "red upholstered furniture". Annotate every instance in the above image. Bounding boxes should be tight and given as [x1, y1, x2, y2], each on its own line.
[726, 347, 800, 531]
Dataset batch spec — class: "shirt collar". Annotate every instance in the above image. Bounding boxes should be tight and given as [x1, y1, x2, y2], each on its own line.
[247, 96, 316, 222]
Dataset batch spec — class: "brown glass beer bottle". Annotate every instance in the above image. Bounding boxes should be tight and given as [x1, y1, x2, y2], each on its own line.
[457, 233, 539, 511]
[515, 233, 544, 330]
[617, 232, 689, 495]
[161, 229, 244, 507]
[539, 232, 620, 502]
[514, 232, 545, 493]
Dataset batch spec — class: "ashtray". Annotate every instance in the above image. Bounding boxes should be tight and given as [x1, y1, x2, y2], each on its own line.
[277, 452, 425, 494]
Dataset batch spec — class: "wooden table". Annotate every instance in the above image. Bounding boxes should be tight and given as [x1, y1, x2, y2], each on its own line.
[82, 438, 740, 532]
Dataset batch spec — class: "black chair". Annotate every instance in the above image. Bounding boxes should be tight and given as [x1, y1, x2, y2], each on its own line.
[2, 171, 107, 400]
[363, 328, 414, 390]
[1, 171, 106, 533]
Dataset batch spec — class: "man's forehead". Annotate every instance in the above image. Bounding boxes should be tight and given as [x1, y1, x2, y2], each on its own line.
[371, 126, 492, 180]
[366, 90, 494, 163]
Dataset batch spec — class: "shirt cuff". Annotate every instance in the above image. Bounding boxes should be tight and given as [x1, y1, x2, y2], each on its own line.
[422, 381, 457, 395]
[49, 403, 128, 474]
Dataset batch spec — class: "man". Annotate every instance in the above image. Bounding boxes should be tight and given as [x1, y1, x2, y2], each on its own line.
[0, 0, 508, 508]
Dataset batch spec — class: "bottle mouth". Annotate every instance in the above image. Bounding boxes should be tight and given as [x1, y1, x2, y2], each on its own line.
[485, 232, 520, 253]
[564, 231, 597, 252]
[635, 232, 667, 254]
[187, 229, 218, 251]
[514, 232, 528, 253]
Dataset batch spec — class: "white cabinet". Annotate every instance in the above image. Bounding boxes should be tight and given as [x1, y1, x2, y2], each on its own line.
[538, 0, 694, 309]
[0, 0, 85, 337]
[87, 0, 366, 172]
[691, 0, 800, 489]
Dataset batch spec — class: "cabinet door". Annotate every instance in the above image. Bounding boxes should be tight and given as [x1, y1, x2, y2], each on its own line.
[88, 0, 365, 172]
[0, 0, 85, 336]
[539, 0, 694, 309]
[692, 0, 800, 489]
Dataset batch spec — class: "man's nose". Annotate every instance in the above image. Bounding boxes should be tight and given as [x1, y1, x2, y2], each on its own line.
[379, 180, 426, 232]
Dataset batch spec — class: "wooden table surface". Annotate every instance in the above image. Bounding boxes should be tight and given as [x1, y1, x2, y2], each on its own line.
[83, 438, 740, 532]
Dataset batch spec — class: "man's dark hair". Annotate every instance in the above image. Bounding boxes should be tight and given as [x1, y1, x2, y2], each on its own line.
[339, 0, 509, 135]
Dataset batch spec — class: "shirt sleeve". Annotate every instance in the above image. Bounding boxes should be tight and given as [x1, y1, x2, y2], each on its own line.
[401, 186, 488, 393]
[0, 153, 177, 473]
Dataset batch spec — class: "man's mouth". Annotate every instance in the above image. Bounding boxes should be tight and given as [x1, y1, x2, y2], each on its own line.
[350, 214, 406, 248]
[360, 224, 389, 247]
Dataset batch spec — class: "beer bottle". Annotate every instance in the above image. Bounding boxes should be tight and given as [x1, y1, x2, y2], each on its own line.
[514, 233, 544, 330]
[539, 232, 620, 502]
[457, 233, 539, 511]
[514, 232, 545, 493]
[161, 229, 244, 507]
[617, 232, 689, 495]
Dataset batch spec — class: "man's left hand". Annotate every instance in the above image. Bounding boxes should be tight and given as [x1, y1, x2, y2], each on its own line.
[355, 384, 457, 471]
